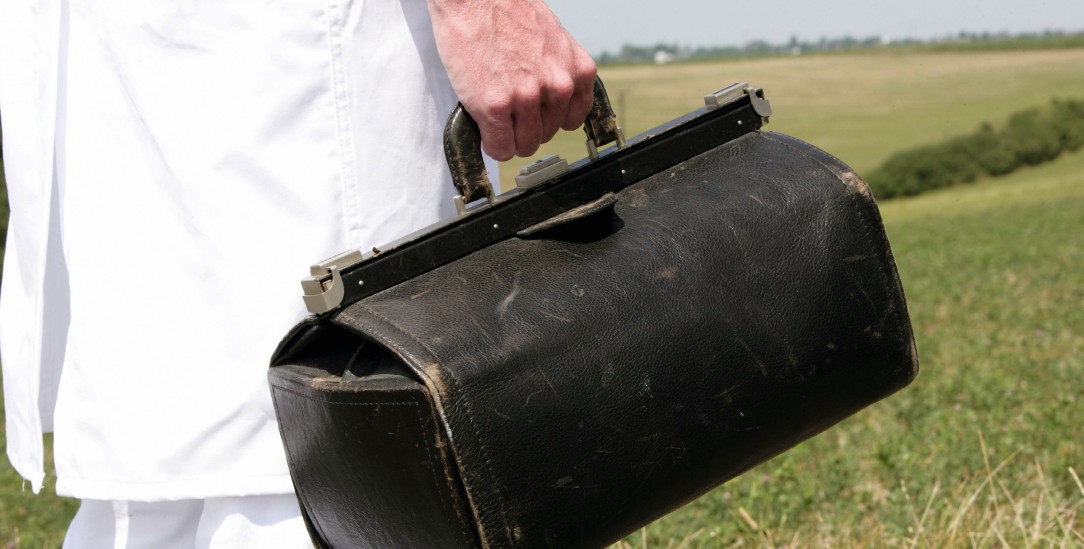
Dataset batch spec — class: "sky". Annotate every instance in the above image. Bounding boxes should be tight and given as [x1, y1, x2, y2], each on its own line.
[544, 0, 1084, 56]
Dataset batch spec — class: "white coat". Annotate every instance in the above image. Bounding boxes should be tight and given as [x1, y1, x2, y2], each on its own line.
[0, 0, 495, 499]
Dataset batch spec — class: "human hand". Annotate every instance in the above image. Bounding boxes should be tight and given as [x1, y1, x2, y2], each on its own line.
[428, 0, 597, 161]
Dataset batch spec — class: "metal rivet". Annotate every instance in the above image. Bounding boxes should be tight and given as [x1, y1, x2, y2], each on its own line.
[358, 280, 364, 286]
[621, 169, 627, 174]
[493, 224, 499, 229]
[738, 120, 743, 125]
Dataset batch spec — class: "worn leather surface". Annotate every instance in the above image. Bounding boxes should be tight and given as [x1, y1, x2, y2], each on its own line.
[443, 106, 493, 204]
[271, 130, 918, 548]
[270, 336, 480, 548]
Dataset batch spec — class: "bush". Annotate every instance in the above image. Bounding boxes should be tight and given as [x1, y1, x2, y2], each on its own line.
[871, 140, 983, 199]
[1003, 109, 1063, 166]
[1050, 99, 1084, 151]
[869, 98, 1084, 199]
[957, 124, 1017, 176]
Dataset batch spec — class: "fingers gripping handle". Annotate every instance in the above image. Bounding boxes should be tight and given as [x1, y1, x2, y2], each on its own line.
[442, 76, 623, 213]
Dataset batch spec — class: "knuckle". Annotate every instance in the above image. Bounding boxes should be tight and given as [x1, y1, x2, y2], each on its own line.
[515, 85, 543, 109]
[479, 92, 514, 119]
[576, 52, 597, 82]
[549, 75, 575, 103]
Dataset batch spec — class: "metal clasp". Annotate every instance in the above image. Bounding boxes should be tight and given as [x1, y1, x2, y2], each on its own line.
[453, 184, 496, 216]
[300, 249, 363, 314]
[586, 127, 627, 161]
[705, 83, 773, 120]
[515, 155, 569, 190]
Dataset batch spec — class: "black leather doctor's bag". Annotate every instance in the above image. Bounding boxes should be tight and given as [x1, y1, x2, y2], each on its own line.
[268, 79, 918, 548]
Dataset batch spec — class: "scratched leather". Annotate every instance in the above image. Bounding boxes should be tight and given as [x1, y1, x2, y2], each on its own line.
[278, 131, 919, 548]
[269, 323, 481, 548]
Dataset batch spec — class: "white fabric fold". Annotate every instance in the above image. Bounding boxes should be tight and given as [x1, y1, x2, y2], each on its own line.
[1, 0, 496, 500]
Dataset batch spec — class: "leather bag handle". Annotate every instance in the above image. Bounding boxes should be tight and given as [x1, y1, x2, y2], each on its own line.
[443, 76, 624, 208]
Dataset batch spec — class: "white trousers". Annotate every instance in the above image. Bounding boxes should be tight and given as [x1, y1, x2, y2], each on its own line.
[63, 494, 313, 549]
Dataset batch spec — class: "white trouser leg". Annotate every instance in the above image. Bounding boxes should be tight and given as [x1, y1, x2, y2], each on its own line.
[63, 495, 310, 548]
[195, 494, 311, 548]
[63, 499, 202, 549]
[63, 500, 117, 549]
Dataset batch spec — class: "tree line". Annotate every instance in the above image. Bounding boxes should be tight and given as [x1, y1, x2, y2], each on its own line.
[596, 30, 1084, 65]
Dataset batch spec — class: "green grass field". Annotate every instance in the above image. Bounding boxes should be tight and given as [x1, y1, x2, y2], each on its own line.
[4, 47, 1084, 547]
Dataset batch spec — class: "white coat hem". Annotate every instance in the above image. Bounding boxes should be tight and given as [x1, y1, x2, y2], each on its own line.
[54, 473, 296, 502]
[7, 455, 45, 494]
